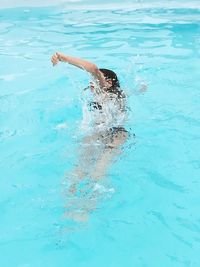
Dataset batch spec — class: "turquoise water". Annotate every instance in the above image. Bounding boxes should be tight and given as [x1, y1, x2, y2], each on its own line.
[0, 1, 200, 266]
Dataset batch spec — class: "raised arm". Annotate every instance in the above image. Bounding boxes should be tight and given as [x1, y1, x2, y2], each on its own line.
[51, 52, 107, 88]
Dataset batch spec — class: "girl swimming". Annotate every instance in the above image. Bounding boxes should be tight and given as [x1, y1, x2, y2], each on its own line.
[51, 52, 128, 221]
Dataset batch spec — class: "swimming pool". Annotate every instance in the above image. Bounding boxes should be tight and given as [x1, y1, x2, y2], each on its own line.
[0, 1, 200, 266]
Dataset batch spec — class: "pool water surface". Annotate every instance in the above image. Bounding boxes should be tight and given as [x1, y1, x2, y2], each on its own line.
[0, 1, 200, 266]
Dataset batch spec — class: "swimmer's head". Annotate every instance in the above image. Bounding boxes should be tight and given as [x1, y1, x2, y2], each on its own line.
[99, 68, 120, 89]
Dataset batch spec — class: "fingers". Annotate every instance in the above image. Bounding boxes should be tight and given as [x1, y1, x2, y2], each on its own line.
[51, 53, 59, 66]
[51, 55, 58, 65]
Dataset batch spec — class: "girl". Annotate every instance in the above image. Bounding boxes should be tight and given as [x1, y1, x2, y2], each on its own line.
[51, 52, 128, 222]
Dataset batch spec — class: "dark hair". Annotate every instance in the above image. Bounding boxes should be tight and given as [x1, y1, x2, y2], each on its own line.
[99, 68, 120, 89]
[100, 68, 125, 98]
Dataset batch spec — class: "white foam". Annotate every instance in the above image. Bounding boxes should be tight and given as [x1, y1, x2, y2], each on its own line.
[93, 183, 115, 194]
[54, 122, 68, 130]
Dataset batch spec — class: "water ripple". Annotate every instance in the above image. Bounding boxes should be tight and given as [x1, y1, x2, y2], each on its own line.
[143, 169, 185, 193]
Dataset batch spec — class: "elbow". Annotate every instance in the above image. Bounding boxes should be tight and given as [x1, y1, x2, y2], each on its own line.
[88, 64, 99, 75]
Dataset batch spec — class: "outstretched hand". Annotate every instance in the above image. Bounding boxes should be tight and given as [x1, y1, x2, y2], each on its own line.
[51, 52, 60, 66]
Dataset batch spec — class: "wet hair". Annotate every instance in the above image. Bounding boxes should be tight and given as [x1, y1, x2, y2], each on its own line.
[99, 68, 120, 89]
[100, 68, 125, 98]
